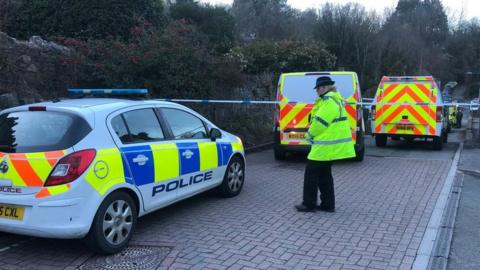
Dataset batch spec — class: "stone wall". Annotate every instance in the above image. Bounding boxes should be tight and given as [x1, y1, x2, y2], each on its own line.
[0, 32, 77, 109]
[191, 73, 277, 147]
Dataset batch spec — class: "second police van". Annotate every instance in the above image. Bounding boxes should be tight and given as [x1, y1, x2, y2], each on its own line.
[370, 76, 448, 150]
[0, 90, 245, 254]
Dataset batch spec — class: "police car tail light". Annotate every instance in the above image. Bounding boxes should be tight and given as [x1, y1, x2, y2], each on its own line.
[436, 106, 443, 122]
[371, 106, 376, 121]
[44, 149, 96, 186]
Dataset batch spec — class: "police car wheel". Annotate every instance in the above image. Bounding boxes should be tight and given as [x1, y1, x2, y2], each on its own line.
[85, 191, 137, 254]
[218, 156, 245, 197]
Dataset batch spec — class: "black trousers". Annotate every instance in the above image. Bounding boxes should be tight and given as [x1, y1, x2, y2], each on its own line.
[303, 160, 334, 209]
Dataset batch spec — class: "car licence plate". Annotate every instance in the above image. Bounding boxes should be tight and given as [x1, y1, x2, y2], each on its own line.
[286, 133, 305, 139]
[396, 124, 414, 130]
[0, 204, 24, 221]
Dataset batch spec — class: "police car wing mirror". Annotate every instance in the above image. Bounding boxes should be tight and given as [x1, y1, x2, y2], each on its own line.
[210, 128, 222, 141]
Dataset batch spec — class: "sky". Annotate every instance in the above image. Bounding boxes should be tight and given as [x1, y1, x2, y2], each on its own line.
[198, 0, 479, 20]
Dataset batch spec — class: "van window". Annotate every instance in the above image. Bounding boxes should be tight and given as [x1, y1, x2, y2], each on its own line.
[0, 111, 91, 153]
[282, 74, 355, 103]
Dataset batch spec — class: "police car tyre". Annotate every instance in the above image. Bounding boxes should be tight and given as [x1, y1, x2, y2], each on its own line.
[375, 135, 387, 147]
[217, 156, 245, 197]
[85, 191, 137, 254]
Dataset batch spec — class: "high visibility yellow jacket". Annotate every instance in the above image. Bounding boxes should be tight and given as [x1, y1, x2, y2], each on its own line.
[305, 91, 355, 161]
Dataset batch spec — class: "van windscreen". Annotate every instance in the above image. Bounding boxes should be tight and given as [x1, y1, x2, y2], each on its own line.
[0, 111, 91, 153]
[282, 74, 355, 103]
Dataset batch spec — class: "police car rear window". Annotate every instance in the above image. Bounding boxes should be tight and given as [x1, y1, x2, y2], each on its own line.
[282, 74, 355, 103]
[0, 111, 91, 153]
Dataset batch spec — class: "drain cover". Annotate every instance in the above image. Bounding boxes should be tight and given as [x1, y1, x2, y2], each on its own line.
[79, 246, 171, 270]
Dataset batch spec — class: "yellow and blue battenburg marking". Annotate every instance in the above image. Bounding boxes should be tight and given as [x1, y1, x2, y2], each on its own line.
[121, 145, 155, 186]
[217, 142, 233, 166]
[117, 141, 238, 187]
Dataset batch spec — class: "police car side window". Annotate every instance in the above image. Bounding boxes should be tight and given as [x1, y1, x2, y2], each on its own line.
[161, 108, 208, 140]
[118, 109, 165, 144]
[111, 115, 131, 144]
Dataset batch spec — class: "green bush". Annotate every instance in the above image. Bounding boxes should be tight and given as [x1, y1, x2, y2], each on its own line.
[9, 0, 165, 40]
[54, 20, 242, 100]
[233, 40, 336, 74]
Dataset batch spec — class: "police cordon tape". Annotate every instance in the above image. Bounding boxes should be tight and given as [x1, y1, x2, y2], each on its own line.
[155, 98, 479, 110]
[66, 89, 479, 110]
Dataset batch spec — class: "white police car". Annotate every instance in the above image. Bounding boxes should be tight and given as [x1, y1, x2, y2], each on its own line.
[0, 89, 245, 254]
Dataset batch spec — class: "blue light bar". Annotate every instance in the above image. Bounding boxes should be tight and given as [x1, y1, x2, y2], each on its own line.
[68, 89, 148, 95]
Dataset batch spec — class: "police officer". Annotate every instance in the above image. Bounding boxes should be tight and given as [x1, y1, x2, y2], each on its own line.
[456, 107, 463, 128]
[295, 76, 355, 212]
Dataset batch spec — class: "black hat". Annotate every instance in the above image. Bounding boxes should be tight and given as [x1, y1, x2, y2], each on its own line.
[313, 76, 335, 89]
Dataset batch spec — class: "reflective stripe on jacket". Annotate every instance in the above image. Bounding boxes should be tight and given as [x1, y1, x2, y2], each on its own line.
[305, 91, 355, 161]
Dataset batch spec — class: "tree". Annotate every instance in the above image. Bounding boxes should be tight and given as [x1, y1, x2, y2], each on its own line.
[0, 0, 21, 32]
[446, 19, 480, 83]
[169, 0, 235, 53]
[231, 0, 295, 41]
[386, 0, 448, 45]
[375, 0, 451, 83]
[234, 40, 335, 74]
[314, 3, 381, 89]
[290, 9, 317, 40]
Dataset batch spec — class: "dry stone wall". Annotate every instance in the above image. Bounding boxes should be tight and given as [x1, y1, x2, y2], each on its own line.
[0, 32, 77, 109]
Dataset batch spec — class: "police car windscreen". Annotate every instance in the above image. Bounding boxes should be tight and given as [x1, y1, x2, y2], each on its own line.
[282, 74, 355, 103]
[0, 111, 91, 153]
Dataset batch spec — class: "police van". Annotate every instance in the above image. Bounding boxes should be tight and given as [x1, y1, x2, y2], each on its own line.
[0, 89, 245, 254]
[273, 71, 365, 161]
[371, 76, 448, 150]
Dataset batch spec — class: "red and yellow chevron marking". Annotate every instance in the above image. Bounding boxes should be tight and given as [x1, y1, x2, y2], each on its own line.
[35, 183, 72, 199]
[278, 72, 361, 145]
[2, 150, 68, 188]
[374, 83, 437, 135]
[345, 90, 359, 141]
[278, 95, 313, 131]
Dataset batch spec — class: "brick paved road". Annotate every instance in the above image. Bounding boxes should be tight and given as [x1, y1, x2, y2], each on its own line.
[0, 141, 456, 270]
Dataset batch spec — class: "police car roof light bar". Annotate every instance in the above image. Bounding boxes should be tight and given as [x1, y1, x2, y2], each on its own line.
[68, 89, 149, 96]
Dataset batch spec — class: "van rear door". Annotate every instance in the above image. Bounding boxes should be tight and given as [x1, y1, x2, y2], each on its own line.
[278, 73, 356, 145]
[374, 79, 437, 136]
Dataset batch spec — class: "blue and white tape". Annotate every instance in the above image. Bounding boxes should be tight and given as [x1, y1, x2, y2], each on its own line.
[155, 98, 479, 109]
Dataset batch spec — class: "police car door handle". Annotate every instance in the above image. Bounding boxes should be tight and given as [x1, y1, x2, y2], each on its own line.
[132, 155, 149, 166]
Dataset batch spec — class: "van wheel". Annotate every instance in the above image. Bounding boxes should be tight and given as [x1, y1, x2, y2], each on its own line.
[432, 136, 443, 150]
[274, 147, 286, 160]
[217, 156, 245, 197]
[375, 135, 387, 147]
[85, 191, 137, 254]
